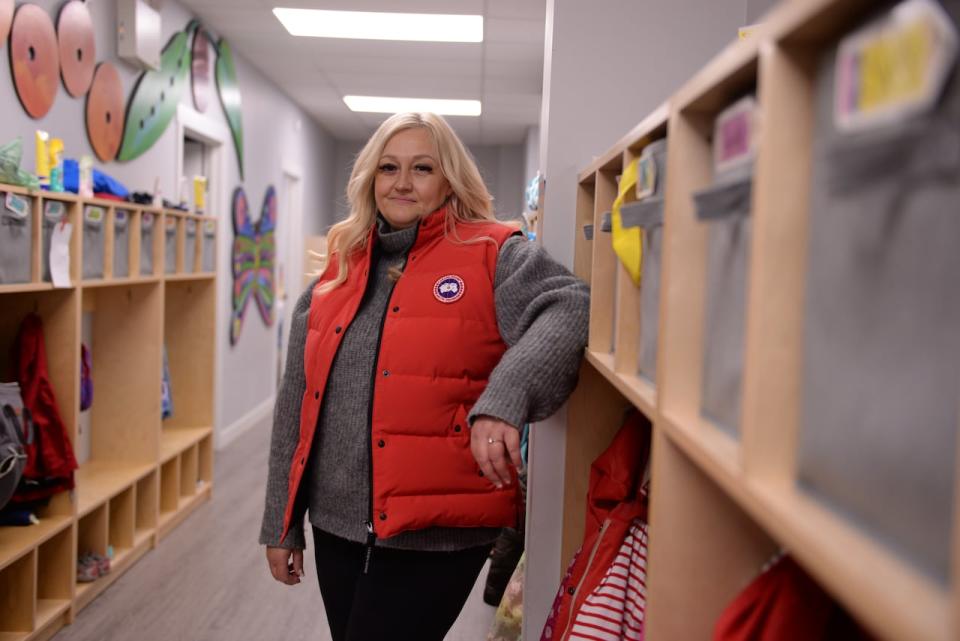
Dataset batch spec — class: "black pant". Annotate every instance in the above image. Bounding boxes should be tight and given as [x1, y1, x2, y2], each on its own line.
[312, 527, 491, 641]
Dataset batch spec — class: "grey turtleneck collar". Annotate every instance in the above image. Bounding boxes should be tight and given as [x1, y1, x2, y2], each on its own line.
[376, 215, 418, 256]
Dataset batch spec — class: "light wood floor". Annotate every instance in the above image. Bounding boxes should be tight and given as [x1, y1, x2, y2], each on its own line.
[52, 416, 497, 641]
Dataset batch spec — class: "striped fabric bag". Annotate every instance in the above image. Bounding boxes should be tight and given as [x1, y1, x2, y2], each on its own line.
[566, 519, 648, 641]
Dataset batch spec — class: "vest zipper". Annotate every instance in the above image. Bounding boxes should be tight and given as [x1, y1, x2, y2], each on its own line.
[363, 263, 402, 575]
[562, 518, 611, 641]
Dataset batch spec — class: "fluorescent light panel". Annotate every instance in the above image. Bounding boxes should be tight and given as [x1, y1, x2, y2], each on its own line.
[272, 8, 483, 43]
[343, 96, 482, 117]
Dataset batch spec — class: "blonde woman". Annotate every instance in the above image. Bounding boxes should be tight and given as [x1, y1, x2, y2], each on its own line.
[260, 112, 589, 641]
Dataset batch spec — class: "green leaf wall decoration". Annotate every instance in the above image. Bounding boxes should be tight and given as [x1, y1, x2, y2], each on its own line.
[215, 38, 243, 178]
[117, 24, 196, 162]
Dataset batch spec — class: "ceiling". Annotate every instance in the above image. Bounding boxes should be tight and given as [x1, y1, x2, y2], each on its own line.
[177, 0, 547, 145]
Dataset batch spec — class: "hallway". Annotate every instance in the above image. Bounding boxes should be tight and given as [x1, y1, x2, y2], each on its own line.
[52, 419, 496, 641]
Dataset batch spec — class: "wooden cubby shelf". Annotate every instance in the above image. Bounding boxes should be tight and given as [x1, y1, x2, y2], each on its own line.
[562, 2, 958, 641]
[0, 185, 217, 639]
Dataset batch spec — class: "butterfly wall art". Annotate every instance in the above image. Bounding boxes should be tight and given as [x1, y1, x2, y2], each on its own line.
[230, 185, 276, 345]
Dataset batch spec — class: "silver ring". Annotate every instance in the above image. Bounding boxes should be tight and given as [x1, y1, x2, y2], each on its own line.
[487, 437, 502, 445]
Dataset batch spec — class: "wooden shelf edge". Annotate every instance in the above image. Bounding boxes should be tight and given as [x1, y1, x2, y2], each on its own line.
[163, 273, 216, 283]
[0, 515, 74, 572]
[0, 283, 62, 295]
[80, 276, 162, 289]
[659, 414, 950, 641]
[76, 461, 157, 518]
[584, 350, 659, 420]
[34, 600, 70, 631]
[160, 426, 213, 463]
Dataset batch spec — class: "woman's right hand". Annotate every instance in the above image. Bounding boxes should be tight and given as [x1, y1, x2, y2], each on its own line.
[266, 546, 304, 585]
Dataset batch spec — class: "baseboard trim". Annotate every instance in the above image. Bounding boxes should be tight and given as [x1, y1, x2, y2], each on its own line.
[217, 395, 275, 450]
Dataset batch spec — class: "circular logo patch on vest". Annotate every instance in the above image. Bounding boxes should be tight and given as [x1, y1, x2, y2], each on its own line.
[433, 275, 465, 303]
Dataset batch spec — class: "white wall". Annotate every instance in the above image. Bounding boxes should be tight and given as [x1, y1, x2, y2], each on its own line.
[0, 0, 336, 445]
[526, 0, 757, 636]
[331, 139, 526, 222]
[523, 125, 541, 196]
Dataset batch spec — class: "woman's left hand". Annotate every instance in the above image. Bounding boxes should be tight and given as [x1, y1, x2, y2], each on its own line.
[471, 416, 523, 489]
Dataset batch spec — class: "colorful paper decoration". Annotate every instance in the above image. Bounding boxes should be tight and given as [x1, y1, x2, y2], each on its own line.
[0, 0, 13, 45]
[117, 23, 197, 162]
[230, 186, 276, 345]
[191, 27, 211, 112]
[9, 4, 60, 119]
[86, 63, 125, 162]
[215, 39, 244, 178]
[56, 0, 95, 98]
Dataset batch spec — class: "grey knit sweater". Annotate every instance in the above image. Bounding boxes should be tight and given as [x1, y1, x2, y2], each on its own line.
[259, 218, 589, 551]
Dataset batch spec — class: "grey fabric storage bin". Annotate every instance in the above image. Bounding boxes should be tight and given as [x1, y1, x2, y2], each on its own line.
[695, 168, 753, 437]
[140, 212, 156, 276]
[625, 139, 669, 384]
[184, 219, 197, 273]
[164, 217, 178, 274]
[202, 219, 216, 273]
[622, 198, 665, 385]
[798, 1, 960, 584]
[113, 210, 130, 278]
[82, 205, 106, 280]
[41, 200, 67, 282]
[0, 192, 33, 284]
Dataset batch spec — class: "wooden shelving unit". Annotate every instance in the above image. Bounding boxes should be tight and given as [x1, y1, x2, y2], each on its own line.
[561, 2, 957, 640]
[0, 185, 218, 640]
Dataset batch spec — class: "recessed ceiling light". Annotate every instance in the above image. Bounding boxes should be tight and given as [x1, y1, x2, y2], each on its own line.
[343, 96, 482, 117]
[272, 8, 483, 43]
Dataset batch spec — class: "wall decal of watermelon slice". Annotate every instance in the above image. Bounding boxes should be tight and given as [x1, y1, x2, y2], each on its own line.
[117, 21, 198, 162]
[215, 38, 244, 178]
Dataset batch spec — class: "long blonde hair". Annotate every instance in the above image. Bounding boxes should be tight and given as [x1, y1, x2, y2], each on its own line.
[318, 112, 496, 293]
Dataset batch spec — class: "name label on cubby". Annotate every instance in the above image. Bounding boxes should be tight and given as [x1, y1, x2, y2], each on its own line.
[204, 220, 216, 237]
[84, 206, 105, 225]
[4, 192, 29, 219]
[44, 200, 65, 223]
[185, 219, 197, 235]
[142, 212, 154, 231]
[165, 217, 177, 234]
[115, 210, 128, 225]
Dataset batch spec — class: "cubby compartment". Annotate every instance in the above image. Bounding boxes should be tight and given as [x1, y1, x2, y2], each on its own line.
[0, 550, 36, 637]
[159, 457, 180, 525]
[657, 45, 759, 448]
[0, 289, 81, 448]
[587, 167, 619, 359]
[135, 472, 158, 545]
[0, 189, 37, 285]
[108, 487, 135, 565]
[139, 210, 161, 277]
[40, 196, 77, 285]
[200, 218, 217, 273]
[77, 284, 162, 517]
[81, 204, 107, 281]
[36, 525, 73, 631]
[163, 213, 183, 275]
[112, 208, 132, 279]
[183, 217, 199, 274]
[198, 433, 213, 488]
[162, 279, 215, 432]
[76, 504, 107, 595]
[179, 445, 199, 499]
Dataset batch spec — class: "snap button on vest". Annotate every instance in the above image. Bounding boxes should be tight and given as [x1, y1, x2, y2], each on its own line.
[382, 370, 389, 377]
[454, 424, 462, 433]
[335, 326, 342, 334]
[314, 391, 320, 400]
[377, 439, 385, 448]
[379, 512, 387, 521]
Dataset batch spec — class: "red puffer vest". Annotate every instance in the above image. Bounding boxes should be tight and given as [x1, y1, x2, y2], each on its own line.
[280, 207, 521, 542]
